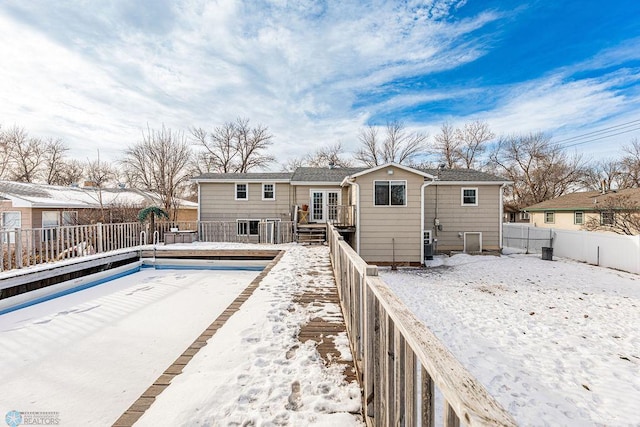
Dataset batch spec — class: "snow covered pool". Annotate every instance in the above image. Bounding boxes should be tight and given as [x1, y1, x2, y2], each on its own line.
[0, 267, 260, 426]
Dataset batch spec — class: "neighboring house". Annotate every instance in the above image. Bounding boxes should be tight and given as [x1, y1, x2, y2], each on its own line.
[0, 181, 197, 232]
[193, 163, 510, 265]
[524, 188, 640, 233]
[503, 204, 530, 223]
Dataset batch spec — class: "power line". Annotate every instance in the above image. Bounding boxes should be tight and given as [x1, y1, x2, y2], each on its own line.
[562, 125, 640, 148]
[553, 118, 640, 147]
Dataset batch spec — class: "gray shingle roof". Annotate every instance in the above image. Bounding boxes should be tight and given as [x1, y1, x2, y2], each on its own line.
[192, 172, 293, 181]
[290, 167, 365, 182]
[422, 168, 509, 182]
[191, 166, 508, 183]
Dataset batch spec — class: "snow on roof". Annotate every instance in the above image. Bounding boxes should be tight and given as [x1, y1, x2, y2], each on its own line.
[0, 181, 197, 209]
[525, 188, 640, 211]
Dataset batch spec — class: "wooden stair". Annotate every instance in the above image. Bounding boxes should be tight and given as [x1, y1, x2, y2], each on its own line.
[296, 224, 326, 245]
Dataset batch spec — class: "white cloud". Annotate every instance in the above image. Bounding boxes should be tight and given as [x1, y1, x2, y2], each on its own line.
[1, 0, 637, 169]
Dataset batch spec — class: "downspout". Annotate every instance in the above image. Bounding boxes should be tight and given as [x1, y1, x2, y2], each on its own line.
[343, 177, 360, 254]
[499, 183, 506, 250]
[354, 182, 361, 254]
[421, 178, 435, 265]
[197, 182, 201, 222]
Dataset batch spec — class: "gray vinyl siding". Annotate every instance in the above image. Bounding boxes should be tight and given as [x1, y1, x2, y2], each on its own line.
[199, 182, 293, 221]
[292, 184, 345, 208]
[424, 184, 501, 251]
[357, 167, 423, 264]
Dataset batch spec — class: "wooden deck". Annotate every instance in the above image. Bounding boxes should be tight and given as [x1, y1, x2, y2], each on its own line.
[113, 248, 360, 426]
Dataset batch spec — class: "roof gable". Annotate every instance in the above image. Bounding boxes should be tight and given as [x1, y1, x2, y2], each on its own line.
[349, 162, 435, 180]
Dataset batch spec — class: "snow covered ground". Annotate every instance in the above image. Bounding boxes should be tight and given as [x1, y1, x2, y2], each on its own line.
[381, 252, 640, 426]
[136, 245, 362, 426]
[0, 244, 362, 426]
[0, 268, 258, 425]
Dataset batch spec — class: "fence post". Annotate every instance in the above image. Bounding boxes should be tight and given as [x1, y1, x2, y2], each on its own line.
[96, 223, 104, 253]
[15, 229, 23, 268]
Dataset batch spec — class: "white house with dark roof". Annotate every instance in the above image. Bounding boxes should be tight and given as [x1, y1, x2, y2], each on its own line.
[192, 163, 510, 265]
[0, 181, 198, 231]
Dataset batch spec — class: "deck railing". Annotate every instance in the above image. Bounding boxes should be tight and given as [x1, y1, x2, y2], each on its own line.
[0, 220, 295, 272]
[327, 224, 517, 427]
[328, 204, 356, 227]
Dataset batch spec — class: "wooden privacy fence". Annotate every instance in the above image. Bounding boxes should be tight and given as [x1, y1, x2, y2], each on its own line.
[1, 222, 143, 272]
[198, 221, 294, 244]
[327, 224, 517, 427]
[1, 221, 296, 272]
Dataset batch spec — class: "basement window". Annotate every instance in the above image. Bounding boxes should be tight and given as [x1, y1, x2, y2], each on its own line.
[237, 219, 259, 236]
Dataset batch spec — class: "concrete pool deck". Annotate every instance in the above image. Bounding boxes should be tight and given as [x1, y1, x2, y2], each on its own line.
[113, 247, 361, 426]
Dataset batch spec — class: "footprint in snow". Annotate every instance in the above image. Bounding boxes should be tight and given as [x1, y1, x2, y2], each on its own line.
[75, 305, 101, 313]
[55, 309, 79, 316]
[237, 374, 250, 386]
[126, 286, 153, 295]
[285, 381, 302, 411]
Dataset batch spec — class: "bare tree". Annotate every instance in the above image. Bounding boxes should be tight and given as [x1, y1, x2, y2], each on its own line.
[192, 118, 275, 173]
[82, 151, 118, 222]
[3, 126, 44, 182]
[583, 194, 640, 235]
[281, 157, 307, 172]
[191, 123, 237, 173]
[354, 126, 381, 167]
[85, 153, 116, 188]
[42, 138, 70, 185]
[433, 122, 460, 168]
[354, 121, 428, 167]
[454, 120, 494, 169]
[620, 139, 640, 188]
[234, 118, 275, 172]
[0, 125, 12, 180]
[282, 142, 353, 170]
[121, 125, 192, 220]
[580, 159, 623, 192]
[56, 159, 85, 186]
[489, 132, 586, 209]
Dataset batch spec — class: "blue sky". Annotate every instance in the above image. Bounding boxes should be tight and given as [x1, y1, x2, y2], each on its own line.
[1, 0, 639, 168]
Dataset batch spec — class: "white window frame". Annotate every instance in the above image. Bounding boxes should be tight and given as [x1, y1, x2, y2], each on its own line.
[1, 211, 21, 229]
[601, 211, 615, 226]
[520, 212, 530, 221]
[62, 211, 78, 226]
[235, 183, 248, 201]
[544, 211, 555, 224]
[262, 183, 275, 200]
[461, 187, 478, 206]
[574, 211, 584, 225]
[1, 211, 22, 244]
[42, 211, 60, 241]
[237, 219, 260, 236]
[374, 180, 407, 207]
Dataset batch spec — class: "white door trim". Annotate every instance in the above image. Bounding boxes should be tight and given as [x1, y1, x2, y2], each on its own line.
[463, 232, 482, 253]
[309, 189, 341, 223]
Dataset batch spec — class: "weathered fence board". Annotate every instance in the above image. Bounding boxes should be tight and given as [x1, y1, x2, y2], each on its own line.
[328, 224, 517, 427]
[1, 220, 294, 273]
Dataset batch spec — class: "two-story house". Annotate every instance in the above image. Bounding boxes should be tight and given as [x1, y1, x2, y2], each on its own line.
[192, 163, 510, 265]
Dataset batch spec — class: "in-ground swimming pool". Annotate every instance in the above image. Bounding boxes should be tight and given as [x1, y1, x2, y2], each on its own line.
[0, 266, 261, 426]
